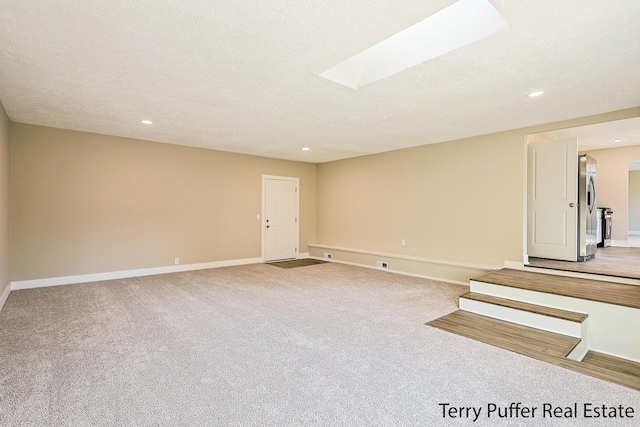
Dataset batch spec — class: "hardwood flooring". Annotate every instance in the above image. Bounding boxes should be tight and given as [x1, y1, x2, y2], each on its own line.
[427, 310, 580, 359]
[582, 351, 640, 378]
[528, 246, 640, 280]
[557, 358, 640, 391]
[427, 311, 640, 391]
[434, 267, 640, 390]
[472, 268, 640, 310]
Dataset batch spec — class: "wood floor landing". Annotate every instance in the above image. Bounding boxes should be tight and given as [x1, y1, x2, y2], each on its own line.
[427, 311, 640, 391]
[582, 351, 640, 378]
[528, 246, 640, 280]
[473, 268, 640, 310]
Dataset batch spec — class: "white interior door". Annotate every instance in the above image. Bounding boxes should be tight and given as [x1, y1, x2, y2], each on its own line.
[264, 176, 298, 262]
[527, 137, 578, 261]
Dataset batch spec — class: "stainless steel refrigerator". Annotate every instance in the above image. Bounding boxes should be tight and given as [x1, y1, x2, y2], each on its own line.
[578, 154, 597, 261]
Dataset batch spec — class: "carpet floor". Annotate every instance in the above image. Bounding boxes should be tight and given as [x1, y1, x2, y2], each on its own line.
[0, 263, 638, 426]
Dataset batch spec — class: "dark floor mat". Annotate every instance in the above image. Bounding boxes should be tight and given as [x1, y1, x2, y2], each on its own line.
[266, 258, 329, 269]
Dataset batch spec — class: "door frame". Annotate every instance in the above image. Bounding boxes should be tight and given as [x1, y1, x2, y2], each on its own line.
[522, 136, 529, 265]
[262, 175, 300, 262]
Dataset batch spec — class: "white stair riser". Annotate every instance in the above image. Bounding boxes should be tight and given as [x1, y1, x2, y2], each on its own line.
[470, 280, 640, 363]
[459, 298, 583, 338]
[567, 336, 590, 361]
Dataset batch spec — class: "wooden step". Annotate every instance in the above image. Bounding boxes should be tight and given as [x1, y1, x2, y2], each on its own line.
[470, 268, 640, 363]
[472, 268, 640, 309]
[427, 311, 640, 391]
[459, 292, 587, 323]
[426, 310, 580, 358]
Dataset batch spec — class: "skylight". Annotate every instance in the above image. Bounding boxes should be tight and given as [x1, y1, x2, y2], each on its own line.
[319, 0, 510, 89]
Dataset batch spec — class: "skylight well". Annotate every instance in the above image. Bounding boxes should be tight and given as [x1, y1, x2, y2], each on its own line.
[319, 0, 510, 89]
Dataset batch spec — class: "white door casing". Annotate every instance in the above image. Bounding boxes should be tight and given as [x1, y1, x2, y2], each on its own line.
[527, 137, 578, 261]
[263, 175, 299, 262]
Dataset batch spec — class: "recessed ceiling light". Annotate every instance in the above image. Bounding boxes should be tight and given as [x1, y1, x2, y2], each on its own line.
[141, 120, 153, 124]
[613, 139, 623, 143]
[528, 91, 545, 97]
[302, 147, 310, 151]
[319, 0, 509, 89]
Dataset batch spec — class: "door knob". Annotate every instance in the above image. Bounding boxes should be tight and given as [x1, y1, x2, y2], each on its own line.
[569, 202, 575, 207]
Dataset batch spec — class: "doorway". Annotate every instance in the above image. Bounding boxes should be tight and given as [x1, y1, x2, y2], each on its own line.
[262, 175, 299, 262]
[524, 116, 640, 278]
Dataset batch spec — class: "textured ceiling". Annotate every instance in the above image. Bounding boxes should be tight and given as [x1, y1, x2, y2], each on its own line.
[0, 0, 639, 163]
[535, 117, 640, 152]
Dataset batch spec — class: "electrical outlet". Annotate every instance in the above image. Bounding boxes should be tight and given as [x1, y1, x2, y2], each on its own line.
[324, 253, 332, 260]
[175, 258, 180, 265]
[376, 261, 388, 269]
[401, 239, 406, 246]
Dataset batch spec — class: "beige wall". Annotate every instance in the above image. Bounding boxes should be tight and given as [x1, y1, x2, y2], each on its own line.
[582, 145, 640, 242]
[10, 124, 316, 281]
[629, 171, 640, 233]
[0, 101, 9, 302]
[316, 108, 640, 271]
[8, 107, 640, 284]
[317, 130, 524, 267]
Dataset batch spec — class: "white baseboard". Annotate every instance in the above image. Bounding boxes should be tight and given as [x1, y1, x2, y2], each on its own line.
[0, 283, 10, 313]
[310, 256, 470, 286]
[612, 240, 630, 247]
[307, 243, 499, 286]
[10, 257, 264, 291]
[307, 243, 499, 271]
[504, 260, 525, 269]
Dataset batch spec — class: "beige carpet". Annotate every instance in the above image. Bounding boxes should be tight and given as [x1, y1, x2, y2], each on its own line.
[0, 263, 638, 426]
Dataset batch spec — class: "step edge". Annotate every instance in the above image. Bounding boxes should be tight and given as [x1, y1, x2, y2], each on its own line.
[427, 311, 639, 391]
[459, 299, 583, 338]
[469, 276, 640, 311]
[427, 310, 582, 359]
[460, 292, 588, 322]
